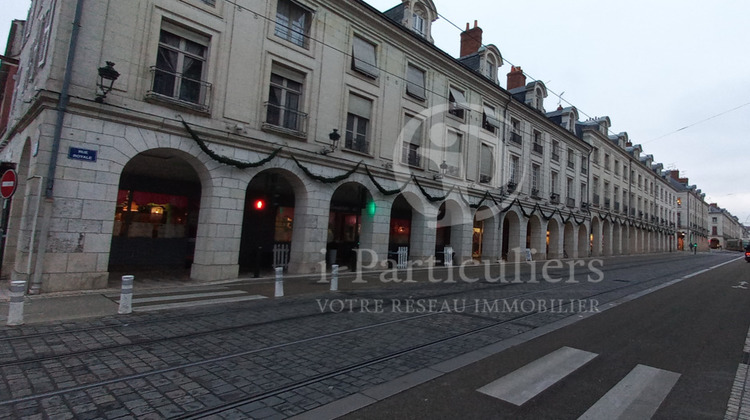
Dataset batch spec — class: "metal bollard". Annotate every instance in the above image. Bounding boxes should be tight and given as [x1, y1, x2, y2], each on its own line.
[274, 267, 284, 297]
[330, 265, 339, 291]
[118, 275, 134, 315]
[6, 281, 26, 326]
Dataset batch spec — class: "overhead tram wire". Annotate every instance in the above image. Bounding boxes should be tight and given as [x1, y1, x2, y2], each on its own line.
[642, 101, 750, 144]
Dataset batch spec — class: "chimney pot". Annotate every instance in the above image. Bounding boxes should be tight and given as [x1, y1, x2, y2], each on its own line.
[459, 21, 483, 57]
[506, 65, 526, 90]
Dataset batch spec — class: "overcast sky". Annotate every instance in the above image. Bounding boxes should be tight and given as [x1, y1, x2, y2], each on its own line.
[2, 0, 749, 225]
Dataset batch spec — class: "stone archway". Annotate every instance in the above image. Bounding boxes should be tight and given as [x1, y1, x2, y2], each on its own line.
[110, 149, 203, 275]
[577, 223, 589, 258]
[501, 210, 523, 261]
[526, 214, 545, 260]
[547, 218, 562, 259]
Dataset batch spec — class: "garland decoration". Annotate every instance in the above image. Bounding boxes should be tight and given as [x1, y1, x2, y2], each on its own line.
[178, 118, 638, 230]
[412, 175, 454, 202]
[365, 165, 406, 195]
[292, 155, 362, 183]
[181, 118, 281, 169]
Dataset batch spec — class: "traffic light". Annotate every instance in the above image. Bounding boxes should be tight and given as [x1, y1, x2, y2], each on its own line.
[253, 199, 266, 210]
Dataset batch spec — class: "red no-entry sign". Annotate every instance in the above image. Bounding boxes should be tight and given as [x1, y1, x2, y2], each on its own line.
[0, 169, 17, 199]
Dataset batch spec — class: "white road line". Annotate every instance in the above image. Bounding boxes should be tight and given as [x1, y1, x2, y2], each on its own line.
[477, 346, 598, 406]
[578, 364, 680, 420]
[134, 295, 267, 312]
[120, 290, 247, 304]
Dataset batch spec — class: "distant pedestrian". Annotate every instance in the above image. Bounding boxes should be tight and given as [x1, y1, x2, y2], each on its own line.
[693, 243, 697, 254]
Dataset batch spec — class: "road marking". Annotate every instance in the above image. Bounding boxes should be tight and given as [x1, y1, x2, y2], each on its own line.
[133, 295, 267, 312]
[578, 364, 680, 419]
[477, 346, 597, 406]
[127, 290, 247, 304]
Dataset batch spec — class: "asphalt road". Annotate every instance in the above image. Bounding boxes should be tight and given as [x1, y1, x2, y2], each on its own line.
[343, 256, 750, 419]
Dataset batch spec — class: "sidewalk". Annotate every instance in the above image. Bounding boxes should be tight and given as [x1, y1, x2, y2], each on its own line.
[0, 250, 730, 326]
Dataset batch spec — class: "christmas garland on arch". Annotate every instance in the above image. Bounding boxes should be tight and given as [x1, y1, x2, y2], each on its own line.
[181, 118, 281, 169]
[292, 155, 362, 183]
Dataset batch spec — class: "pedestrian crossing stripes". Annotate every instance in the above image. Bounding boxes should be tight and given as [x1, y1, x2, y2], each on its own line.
[578, 364, 680, 419]
[477, 347, 680, 418]
[477, 346, 598, 406]
[112, 289, 267, 312]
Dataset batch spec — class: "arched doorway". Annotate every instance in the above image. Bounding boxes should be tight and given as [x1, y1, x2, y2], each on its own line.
[602, 219, 612, 256]
[328, 183, 373, 269]
[526, 215, 544, 259]
[501, 211, 522, 261]
[389, 194, 413, 259]
[612, 221, 622, 255]
[590, 217, 601, 256]
[109, 149, 201, 273]
[564, 221, 575, 258]
[547, 218, 561, 259]
[239, 170, 297, 274]
[474, 206, 497, 261]
[577, 224, 589, 258]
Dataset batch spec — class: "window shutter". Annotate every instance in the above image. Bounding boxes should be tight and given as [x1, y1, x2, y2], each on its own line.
[352, 37, 379, 78]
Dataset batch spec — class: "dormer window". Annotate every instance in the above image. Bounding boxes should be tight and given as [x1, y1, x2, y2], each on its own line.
[412, 11, 425, 36]
[485, 55, 497, 82]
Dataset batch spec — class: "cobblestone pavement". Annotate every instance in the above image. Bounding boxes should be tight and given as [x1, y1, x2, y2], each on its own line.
[0, 252, 744, 419]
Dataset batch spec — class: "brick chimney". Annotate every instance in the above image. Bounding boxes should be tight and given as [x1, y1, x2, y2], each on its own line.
[669, 170, 680, 181]
[507, 66, 526, 90]
[679, 177, 689, 184]
[460, 20, 482, 57]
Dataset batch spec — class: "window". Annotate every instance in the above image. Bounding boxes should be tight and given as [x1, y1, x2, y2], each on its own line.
[150, 21, 210, 109]
[483, 105, 501, 134]
[567, 148, 575, 169]
[566, 178, 575, 206]
[509, 155, 519, 185]
[345, 94, 371, 153]
[581, 183, 587, 204]
[712, 226, 717, 235]
[712, 217, 718, 223]
[551, 140, 560, 162]
[402, 115, 423, 167]
[485, 55, 497, 82]
[592, 147, 599, 164]
[614, 160, 620, 176]
[412, 12, 425, 36]
[266, 64, 306, 133]
[275, 0, 311, 48]
[604, 153, 611, 171]
[406, 64, 426, 100]
[351, 36, 378, 78]
[532, 130, 543, 154]
[508, 118, 521, 142]
[531, 164, 540, 195]
[441, 130, 462, 177]
[581, 156, 587, 174]
[550, 171, 559, 194]
[479, 144, 493, 183]
[448, 87, 468, 119]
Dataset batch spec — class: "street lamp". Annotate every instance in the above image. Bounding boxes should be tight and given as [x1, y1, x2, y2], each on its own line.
[95, 61, 120, 103]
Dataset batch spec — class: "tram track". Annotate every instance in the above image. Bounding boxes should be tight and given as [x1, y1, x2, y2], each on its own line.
[0, 253, 714, 368]
[0, 254, 718, 413]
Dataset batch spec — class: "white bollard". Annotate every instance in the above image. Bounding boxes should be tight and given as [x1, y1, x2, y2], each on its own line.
[274, 267, 284, 297]
[118, 275, 134, 315]
[6, 281, 26, 326]
[330, 265, 339, 291]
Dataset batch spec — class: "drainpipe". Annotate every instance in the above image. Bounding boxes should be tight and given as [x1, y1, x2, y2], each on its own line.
[46, 0, 84, 198]
[26, 176, 43, 293]
[29, 0, 85, 293]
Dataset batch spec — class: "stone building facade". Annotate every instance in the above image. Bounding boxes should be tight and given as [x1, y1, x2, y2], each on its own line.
[1, 0, 685, 293]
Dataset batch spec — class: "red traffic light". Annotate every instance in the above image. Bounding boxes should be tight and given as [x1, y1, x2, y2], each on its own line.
[253, 199, 266, 210]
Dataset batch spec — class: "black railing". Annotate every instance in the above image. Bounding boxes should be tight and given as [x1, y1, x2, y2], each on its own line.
[146, 66, 212, 112]
[263, 102, 308, 135]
